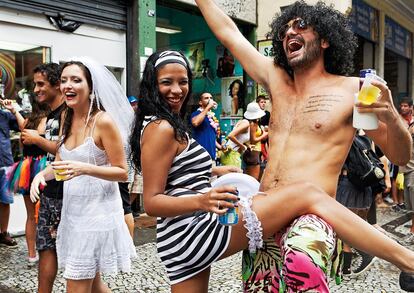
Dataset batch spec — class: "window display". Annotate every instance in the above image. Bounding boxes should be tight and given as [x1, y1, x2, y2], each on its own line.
[0, 42, 50, 103]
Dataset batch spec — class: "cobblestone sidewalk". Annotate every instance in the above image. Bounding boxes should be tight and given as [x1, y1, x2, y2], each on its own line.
[0, 208, 411, 292]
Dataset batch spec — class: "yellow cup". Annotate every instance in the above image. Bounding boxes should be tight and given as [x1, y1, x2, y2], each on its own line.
[357, 73, 386, 105]
[53, 168, 69, 181]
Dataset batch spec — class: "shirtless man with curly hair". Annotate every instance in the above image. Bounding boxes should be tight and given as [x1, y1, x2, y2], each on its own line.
[195, 1, 412, 292]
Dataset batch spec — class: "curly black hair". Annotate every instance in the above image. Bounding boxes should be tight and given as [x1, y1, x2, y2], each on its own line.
[33, 63, 61, 86]
[267, 1, 357, 77]
[129, 51, 192, 172]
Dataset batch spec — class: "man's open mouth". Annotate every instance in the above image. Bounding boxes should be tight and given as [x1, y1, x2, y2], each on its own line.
[287, 39, 304, 56]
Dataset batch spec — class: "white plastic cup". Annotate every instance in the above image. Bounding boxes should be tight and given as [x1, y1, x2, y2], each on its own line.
[353, 93, 378, 130]
[209, 98, 218, 110]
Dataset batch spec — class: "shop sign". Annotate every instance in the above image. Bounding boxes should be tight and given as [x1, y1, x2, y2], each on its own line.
[349, 0, 378, 42]
[175, 0, 256, 25]
[257, 40, 274, 58]
[385, 17, 413, 59]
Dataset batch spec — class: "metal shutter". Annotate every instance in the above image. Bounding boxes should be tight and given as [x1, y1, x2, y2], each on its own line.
[0, 0, 128, 30]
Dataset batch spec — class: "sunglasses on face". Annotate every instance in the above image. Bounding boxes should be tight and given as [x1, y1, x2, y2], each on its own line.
[277, 18, 309, 41]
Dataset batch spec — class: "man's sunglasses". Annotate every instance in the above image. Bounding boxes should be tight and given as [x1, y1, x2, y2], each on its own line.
[277, 18, 309, 41]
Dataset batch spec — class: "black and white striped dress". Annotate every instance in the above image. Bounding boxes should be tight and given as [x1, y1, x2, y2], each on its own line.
[142, 117, 231, 284]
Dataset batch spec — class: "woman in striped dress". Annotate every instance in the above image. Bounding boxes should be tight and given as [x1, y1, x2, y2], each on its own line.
[129, 50, 414, 292]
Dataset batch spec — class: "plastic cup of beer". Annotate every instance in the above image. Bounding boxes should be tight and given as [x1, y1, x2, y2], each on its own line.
[353, 93, 378, 130]
[357, 73, 386, 105]
[53, 168, 69, 181]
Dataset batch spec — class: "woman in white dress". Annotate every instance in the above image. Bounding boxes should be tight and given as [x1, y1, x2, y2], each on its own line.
[30, 58, 136, 293]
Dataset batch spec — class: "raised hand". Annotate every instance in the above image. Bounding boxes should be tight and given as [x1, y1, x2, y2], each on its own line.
[0, 99, 16, 113]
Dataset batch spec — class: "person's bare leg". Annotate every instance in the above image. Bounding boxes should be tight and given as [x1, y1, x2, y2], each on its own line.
[391, 178, 398, 203]
[91, 273, 111, 293]
[171, 267, 210, 293]
[66, 278, 94, 293]
[0, 203, 10, 233]
[38, 249, 58, 293]
[222, 182, 414, 273]
[130, 192, 137, 205]
[398, 189, 405, 205]
[342, 208, 367, 252]
[124, 213, 134, 237]
[23, 196, 37, 258]
[411, 214, 414, 234]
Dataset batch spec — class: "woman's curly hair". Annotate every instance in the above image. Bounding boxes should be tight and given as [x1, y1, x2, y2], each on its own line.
[267, 1, 357, 77]
[129, 51, 192, 172]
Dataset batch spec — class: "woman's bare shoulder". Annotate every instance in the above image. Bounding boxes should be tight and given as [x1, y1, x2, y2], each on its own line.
[94, 111, 112, 126]
[238, 119, 250, 128]
[141, 119, 179, 155]
[143, 119, 175, 139]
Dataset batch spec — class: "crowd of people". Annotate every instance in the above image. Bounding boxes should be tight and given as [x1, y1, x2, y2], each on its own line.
[1, 1, 414, 293]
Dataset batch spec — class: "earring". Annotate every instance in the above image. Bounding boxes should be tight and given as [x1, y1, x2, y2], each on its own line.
[89, 93, 95, 100]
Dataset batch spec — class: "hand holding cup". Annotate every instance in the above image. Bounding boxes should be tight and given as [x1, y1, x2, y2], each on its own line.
[353, 74, 388, 130]
[51, 161, 85, 181]
[356, 78, 398, 124]
[208, 98, 218, 110]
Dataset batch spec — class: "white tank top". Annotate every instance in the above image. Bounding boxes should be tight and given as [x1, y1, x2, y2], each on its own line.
[226, 120, 250, 151]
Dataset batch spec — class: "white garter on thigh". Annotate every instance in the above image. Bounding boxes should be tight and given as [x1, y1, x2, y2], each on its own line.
[240, 195, 263, 253]
[210, 173, 262, 253]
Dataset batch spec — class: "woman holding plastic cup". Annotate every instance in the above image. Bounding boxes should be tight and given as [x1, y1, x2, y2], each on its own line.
[30, 57, 136, 292]
[130, 50, 414, 292]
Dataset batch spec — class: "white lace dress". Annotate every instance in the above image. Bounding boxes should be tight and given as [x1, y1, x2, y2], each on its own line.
[57, 136, 136, 280]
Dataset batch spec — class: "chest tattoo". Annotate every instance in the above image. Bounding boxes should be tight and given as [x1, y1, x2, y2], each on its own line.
[302, 94, 343, 114]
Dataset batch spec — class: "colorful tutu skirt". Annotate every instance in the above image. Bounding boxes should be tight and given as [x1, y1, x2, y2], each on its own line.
[8, 156, 47, 196]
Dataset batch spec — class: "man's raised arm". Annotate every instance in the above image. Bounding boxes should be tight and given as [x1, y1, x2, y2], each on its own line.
[195, 0, 273, 87]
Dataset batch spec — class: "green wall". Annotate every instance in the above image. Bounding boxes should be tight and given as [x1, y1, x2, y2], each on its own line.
[157, 5, 244, 98]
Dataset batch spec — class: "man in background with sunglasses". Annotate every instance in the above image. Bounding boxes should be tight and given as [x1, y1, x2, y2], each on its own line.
[196, 0, 412, 292]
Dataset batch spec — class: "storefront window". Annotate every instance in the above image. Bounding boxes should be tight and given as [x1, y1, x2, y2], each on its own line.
[0, 41, 50, 101]
[384, 49, 411, 104]
[353, 36, 375, 76]
[384, 16, 413, 103]
[0, 42, 50, 161]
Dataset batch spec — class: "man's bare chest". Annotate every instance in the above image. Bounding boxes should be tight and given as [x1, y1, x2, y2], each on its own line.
[270, 92, 354, 135]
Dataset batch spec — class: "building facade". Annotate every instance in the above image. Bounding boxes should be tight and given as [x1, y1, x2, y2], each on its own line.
[0, 0, 128, 98]
[0, 0, 258, 135]
[134, 0, 258, 135]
